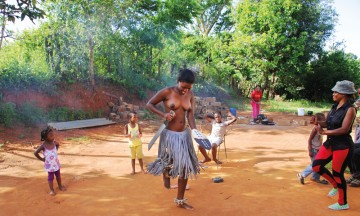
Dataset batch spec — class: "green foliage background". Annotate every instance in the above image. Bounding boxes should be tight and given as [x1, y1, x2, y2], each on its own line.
[1, 0, 360, 127]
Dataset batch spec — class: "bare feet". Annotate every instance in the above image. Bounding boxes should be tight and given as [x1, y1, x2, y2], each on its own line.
[177, 203, 194, 210]
[199, 158, 211, 164]
[214, 159, 222, 164]
[49, 190, 56, 196]
[130, 171, 135, 175]
[141, 169, 148, 174]
[59, 186, 66, 191]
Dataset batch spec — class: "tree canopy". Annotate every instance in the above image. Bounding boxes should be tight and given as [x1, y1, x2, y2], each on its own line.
[0, 0, 45, 48]
[0, 0, 359, 102]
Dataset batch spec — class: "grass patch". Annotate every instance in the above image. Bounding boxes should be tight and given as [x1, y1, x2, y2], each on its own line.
[262, 99, 331, 114]
[223, 98, 331, 114]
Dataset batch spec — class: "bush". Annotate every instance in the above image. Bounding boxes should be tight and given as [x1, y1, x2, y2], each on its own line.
[0, 102, 17, 127]
[47, 107, 71, 122]
[47, 107, 104, 122]
[73, 109, 86, 120]
[95, 109, 104, 118]
[17, 102, 45, 126]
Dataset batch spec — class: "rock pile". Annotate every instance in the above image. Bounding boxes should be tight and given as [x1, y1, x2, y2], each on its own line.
[194, 96, 228, 119]
[107, 97, 141, 122]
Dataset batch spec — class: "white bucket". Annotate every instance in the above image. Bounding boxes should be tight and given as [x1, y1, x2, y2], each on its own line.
[297, 108, 305, 116]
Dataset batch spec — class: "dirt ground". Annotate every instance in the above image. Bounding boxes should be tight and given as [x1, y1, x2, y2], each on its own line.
[1, 111, 359, 216]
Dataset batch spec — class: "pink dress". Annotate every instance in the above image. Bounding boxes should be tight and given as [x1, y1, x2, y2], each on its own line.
[43, 142, 61, 172]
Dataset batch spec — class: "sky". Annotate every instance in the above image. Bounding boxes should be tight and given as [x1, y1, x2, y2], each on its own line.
[330, 0, 360, 57]
[6, 0, 360, 58]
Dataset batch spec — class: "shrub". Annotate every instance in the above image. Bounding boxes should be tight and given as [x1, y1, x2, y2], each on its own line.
[95, 109, 104, 118]
[17, 102, 45, 126]
[0, 102, 17, 127]
[73, 109, 87, 120]
[47, 107, 104, 122]
[47, 107, 71, 122]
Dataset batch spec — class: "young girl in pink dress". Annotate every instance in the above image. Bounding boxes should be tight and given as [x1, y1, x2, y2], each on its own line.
[34, 127, 66, 196]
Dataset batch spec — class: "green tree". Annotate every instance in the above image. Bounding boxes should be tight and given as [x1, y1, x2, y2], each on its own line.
[41, 0, 199, 96]
[193, 0, 233, 37]
[0, 0, 45, 48]
[301, 48, 360, 101]
[176, 0, 235, 82]
[231, 0, 336, 98]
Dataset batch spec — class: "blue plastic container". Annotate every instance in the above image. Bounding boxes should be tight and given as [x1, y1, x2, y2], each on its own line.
[229, 107, 237, 117]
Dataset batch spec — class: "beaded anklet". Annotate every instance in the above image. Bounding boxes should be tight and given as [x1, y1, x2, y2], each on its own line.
[174, 198, 188, 205]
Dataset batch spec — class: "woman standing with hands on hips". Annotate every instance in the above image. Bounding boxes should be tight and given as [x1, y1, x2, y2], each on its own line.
[312, 80, 357, 210]
[146, 68, 200, 210]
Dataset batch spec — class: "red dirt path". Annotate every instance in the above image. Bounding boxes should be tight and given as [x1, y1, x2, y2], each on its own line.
[1, 111, 359, 216]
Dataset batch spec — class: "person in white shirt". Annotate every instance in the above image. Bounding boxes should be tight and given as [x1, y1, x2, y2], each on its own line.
[198, 111, 237, 164]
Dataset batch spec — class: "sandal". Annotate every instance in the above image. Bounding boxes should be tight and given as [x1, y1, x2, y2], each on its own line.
[214, 159, 222, 165]
[350, 178, 360, 187]
[317, 179, 328, 185]
[346, 176, 355, 184]
[297, 173, 304, 185]
[311, 178, 328, 184]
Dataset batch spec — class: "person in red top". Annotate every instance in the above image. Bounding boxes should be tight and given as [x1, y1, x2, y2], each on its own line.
[250, 85, 262, 121]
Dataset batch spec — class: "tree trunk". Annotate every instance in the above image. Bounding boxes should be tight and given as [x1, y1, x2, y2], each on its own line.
[55, 39, 62, 76]
[120, 55, 124, 78]
[149, 46, 153, 75]
[107, 57, 111, 74]
[269, 71, 277, 99]
[0, 8, 6, 49]
[157, 59, 162, 79]
[88, 35, 95, 89]
[170, 63, 176, 76]
[262, 72, 270, 100]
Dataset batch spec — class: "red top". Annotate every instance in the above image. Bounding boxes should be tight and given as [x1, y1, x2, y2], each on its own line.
[251, 90, 262, 102]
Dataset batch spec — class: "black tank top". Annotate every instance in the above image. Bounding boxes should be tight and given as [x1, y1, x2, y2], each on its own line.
[324, 101, 355, 150]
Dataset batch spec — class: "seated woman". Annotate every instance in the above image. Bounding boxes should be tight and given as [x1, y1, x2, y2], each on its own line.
[198, 111, 237, 164]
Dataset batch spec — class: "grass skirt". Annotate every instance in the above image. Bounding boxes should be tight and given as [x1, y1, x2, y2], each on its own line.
[147, 128, 200, 179]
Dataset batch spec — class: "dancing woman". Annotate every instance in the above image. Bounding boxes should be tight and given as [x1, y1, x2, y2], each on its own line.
[312, 80, 357, 210]
[146, 68, 200, 210]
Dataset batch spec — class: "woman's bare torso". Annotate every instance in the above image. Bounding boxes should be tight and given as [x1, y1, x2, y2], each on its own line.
[163, 87, 193, 131]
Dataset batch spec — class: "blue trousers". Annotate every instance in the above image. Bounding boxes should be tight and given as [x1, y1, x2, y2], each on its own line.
[301, 149, 320, 180]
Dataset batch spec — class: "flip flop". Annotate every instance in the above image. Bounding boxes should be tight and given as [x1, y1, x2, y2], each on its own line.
[318, 179, 329, 185]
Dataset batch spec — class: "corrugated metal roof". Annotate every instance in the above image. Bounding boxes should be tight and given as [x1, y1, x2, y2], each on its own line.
[48, 118, 115, 131]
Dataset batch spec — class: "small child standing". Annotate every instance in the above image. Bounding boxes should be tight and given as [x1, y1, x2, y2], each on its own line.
[34, 127, 66, 196]
[125, 112, 146, 175]
[297, 113, 328, 185]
